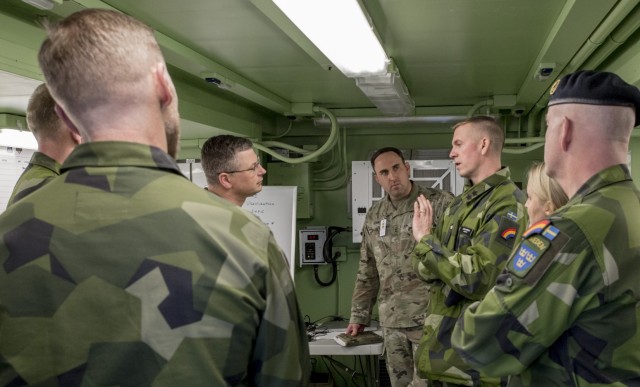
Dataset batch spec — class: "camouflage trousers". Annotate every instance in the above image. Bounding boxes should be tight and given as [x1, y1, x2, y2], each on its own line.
[383, 326, 428, 387]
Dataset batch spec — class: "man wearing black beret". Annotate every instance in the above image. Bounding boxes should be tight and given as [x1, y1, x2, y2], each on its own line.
[451, 70, 640, 386]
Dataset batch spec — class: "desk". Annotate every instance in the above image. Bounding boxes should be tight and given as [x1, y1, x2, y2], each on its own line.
[309, 325, 384, 387]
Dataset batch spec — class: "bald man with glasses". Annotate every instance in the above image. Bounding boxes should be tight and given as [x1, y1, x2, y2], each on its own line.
[201, 135, 267, 206]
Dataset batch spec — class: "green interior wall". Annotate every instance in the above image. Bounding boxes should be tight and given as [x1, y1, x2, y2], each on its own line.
[276, 126, 640, 325]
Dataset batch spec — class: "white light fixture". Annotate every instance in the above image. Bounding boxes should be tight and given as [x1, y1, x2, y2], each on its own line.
[272, 0, 414, 115]
[21, 0, 61, 10]
[0, 114, 36, 150]
[356, 64, 415, 116]
[272, 0, 389, 77]
[0, 129, 37, 150]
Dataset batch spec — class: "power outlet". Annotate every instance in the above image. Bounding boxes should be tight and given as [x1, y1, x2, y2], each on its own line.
[332, 246, 347, 262]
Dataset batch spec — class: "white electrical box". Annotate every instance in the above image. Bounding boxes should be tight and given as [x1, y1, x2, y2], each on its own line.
[351, 159, 463, 243]
[299, 227, 327, 266]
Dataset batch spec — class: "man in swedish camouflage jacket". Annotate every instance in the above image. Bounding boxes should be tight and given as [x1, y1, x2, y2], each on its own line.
[0, 9, 309, 386]
[452, 71, 640, 386]
[411, 116, 528, 386]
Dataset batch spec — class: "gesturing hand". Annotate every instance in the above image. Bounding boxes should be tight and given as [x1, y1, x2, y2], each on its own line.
[413, 194, 433, 241]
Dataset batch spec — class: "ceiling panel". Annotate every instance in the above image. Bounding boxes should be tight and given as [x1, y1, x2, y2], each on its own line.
[374, 0, 566, 106]
[0, 0, 639, 137]
[104, 0, 370, 107]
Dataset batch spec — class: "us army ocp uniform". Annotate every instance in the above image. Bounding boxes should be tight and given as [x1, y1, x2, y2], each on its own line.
[350, 182, 453, 386]
[452, 165, 640, 386]
[411, 167, 527, 386]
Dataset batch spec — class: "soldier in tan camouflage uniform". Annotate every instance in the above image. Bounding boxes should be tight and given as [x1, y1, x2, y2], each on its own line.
[411, 116, 528, 386]
[452, 71, 640, 386]
[0, 9, 309, 386]
[346, 147, 453, 387]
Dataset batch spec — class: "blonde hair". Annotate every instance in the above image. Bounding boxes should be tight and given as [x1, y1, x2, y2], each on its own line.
[26, 83, 62, 141]
[527, 161, 568, 212]
[453, 115, 505, 153]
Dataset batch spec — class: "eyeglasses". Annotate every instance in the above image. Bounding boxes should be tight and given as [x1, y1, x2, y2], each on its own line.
[220, 161, 262, 175]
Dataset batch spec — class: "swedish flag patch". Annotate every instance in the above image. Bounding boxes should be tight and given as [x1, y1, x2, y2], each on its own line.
[542, 225, 559, 241]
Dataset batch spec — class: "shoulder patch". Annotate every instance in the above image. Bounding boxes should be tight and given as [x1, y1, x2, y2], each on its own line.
[510, 235, 550, 278]
[542, 225, 559, 241]
[523, 220, 550, 238]
[496, 214, 520, 249]
[506, 211, 517, 221]
[501, 227, 517, 240]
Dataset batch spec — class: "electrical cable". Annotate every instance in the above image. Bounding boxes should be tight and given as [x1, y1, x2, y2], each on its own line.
[313, 226, 349, 287]
[313, 263, 337, 287]
[321, 356, 366, 387]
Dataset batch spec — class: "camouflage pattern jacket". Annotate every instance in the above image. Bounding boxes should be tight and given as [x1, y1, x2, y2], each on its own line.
[412, 167, 527, 385]
[7, 151, 60, 207]
[0, 142, 310, 386]
[350, 182, 453, 328]
[452, 165, 640, 386]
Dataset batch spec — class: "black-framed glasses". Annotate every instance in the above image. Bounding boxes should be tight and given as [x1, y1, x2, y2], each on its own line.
[220, 161, 261, 175]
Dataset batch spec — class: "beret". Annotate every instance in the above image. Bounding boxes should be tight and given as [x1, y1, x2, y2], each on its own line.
[549, 70, 640, 126]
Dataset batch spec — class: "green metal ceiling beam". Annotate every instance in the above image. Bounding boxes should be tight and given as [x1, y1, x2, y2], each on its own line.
[0, 2, 276, 138]
[0, 13, 44, 80]
[517, 0, 620, 109]
[248, 0, 333, 71]
[603, 38, 640, 87]
[68, 0, 292, 115]
[0, 113, 27, 130]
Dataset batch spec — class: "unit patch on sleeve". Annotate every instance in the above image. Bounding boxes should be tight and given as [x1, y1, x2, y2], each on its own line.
[496, 215, 519, 248]
[523, 220, 550, 238]
[509, 222, 568, 283]
[501, 228, 517, 240]
[511, 236, 549, 277]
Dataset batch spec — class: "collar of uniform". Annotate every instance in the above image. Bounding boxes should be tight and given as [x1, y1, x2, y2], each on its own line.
[461, 166, 512, 203]
[60, 141, 184, 177]
[568, 164, 632, 205]
[30, 151, 61, 174]
[383, 180, 421, 213]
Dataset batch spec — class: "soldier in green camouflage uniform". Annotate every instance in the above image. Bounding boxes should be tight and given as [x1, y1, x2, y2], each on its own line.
[411, 116, 528, 386]
[452, 71, 640, 386]
[347, 147, 453, 387]
[0, 9, 310, 386]
[7, 83, 80, 207]
[8, 152, 60, 206]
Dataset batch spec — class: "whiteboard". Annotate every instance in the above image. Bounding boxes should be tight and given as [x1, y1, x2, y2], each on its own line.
[177, 159, 207, 189]
[242, 186, 297, 281]
[0, 147, 35, 211]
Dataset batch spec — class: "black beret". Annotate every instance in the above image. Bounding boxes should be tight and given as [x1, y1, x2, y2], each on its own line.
[549, 70, 640, 126]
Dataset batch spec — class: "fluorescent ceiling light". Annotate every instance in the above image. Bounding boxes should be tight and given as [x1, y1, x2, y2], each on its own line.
[356, 70, 415, 116]
[0, 129, 37, 150]
[272, 0, 389, 77]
